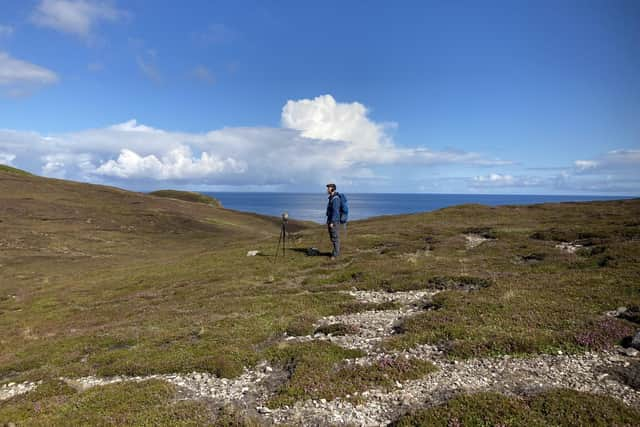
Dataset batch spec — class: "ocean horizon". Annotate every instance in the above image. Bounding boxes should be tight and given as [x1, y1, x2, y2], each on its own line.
[203, 192, 634, 223]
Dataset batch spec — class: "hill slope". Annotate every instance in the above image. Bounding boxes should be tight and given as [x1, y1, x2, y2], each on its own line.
[1, 170, 639, 425]
[0, 169, 306, 263]
[148, 189, 222, 207]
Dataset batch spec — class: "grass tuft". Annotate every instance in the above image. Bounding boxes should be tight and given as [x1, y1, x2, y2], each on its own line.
[392, 389, 640, 426]
[427, 276, 492, 291]
[314, 323, 358, 336]
[574, 317, 635, 350]
[264, 342, 436, 407]
[0, 379, 215, 425]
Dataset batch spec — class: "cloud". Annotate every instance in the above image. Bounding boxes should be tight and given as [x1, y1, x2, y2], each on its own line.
[31, 0, 125, 38]
[190, 65, 215, 85]
[553, 172, 640, 194]
[282, 94, 392, 163]
[0, 51, 59, 96]
[0, 25, 14, 38]
[41, 152, 94, 178]
[473, 173, 515, 184]
[559, 149, 640, 193]
[96, 146, 246, 179]
[0, 95, 515, 189]
[574, 150, 640, 173]
[0, 152, 16, 165]
[282, 94, 510, 167]
[109, 119, 159, 133]
[470, 149, 640, 194]
[471, 173, 545, 188]
[574, 160, 598, 171]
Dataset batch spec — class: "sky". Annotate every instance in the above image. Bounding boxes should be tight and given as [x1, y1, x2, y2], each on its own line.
[0, 0, 639, 194]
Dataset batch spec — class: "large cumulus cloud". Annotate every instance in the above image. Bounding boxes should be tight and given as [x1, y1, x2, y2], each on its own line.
[0, 94, 510, 189]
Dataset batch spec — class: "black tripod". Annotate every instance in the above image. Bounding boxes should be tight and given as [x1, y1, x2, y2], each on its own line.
[274, 212, 288, 261]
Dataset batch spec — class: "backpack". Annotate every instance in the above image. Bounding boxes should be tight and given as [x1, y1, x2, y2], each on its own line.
[337, 192, 349, 224]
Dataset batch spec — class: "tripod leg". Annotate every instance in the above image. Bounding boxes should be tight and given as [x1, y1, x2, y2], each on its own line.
[282, 224, 286, 257]
[274, 229, 282, 261]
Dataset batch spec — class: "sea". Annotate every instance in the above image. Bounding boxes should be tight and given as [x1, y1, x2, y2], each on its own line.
[203, 193, 632, 223]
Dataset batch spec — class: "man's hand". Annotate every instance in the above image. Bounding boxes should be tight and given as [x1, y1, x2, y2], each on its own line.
[329, 223, 334, 228]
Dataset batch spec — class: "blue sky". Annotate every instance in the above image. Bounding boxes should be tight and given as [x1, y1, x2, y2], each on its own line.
[0, 0, 638, 194]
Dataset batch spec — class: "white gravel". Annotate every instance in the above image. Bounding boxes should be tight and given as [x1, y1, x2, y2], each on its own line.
[286, 289, 440, 354]
[555, 241, 583, 253]
[0, 380, 41, 401]
[465, 234, 492, 249]
[2, 288, 638, 427]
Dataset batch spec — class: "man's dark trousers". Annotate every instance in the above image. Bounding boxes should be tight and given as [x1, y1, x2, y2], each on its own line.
[328, 224, 340, 257]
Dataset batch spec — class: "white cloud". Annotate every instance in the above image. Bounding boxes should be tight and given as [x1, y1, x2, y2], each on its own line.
[0, 95, 516, 189]
[41, 152, 94, 178]
[282, 94, 393, 164]
[470, 149, 640, 194]
[473, 173, 514, 183]
[41, 153, 67, 177]
[0, 25, 14, 38]
[574, 160, 598, 171]
[96, 146, 246, 179]
[0, 51, 59, 96]
[31, 0, 125, 38]
[282, 94, 510, 167]
[0, 152, 16, 165]
[109, 119, 160, 133]
[557, 149, 640, 194]
[471, 173, 546, 188]
[574, 150, 640, 174]
[0, 52, 59, 85]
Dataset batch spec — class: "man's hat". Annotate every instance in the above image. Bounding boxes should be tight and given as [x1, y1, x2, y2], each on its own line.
[326, 183, 336, 190]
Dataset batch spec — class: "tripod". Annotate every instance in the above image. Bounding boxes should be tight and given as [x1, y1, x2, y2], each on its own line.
[274, 212, 288, 261]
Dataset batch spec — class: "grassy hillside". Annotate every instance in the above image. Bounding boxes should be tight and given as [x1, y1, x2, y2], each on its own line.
[0, 164, 33, 176]
[1, 168, 639, 424]
[0, 169, 314, 379]
[149, 189, 222, 207]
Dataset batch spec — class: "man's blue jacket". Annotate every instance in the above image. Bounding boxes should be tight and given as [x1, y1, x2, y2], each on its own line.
[326, 193, 341, 225]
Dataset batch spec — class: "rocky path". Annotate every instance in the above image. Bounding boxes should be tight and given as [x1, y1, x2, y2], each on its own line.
[285, 289, 440, 354]
[265, 350, 640, 425]
[2, 288, 639, 426]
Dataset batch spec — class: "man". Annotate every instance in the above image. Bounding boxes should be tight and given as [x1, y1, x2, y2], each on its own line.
[326, 183, 341, 260]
